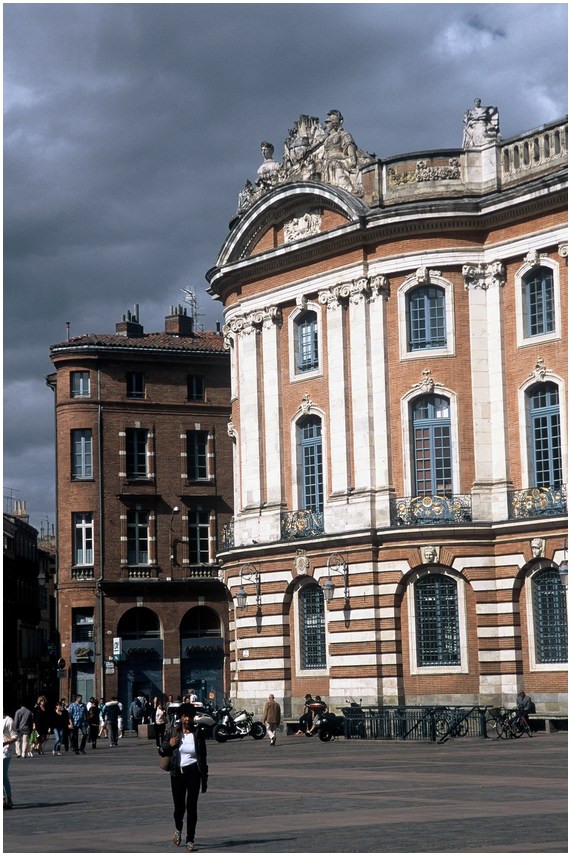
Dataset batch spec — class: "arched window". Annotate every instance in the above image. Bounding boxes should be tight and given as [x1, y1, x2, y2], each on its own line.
[415, 574, 460, 666]
[407, 286, 446, 351]
[299, 585, 326, 669]
[117, 607, 160, 639]
[523, 266, 555, 338]
[295, 310, 319, 373]
[533, 568, 568, 663]
[181, 606, 221, 638]
[527, 383, 562, 487]
[411, 395, 452, 497]
[298, 416, 323, 512]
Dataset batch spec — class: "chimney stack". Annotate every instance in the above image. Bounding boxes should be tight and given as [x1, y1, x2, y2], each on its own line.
[165, 305, 194, 337]
[116, 305, 144, 337]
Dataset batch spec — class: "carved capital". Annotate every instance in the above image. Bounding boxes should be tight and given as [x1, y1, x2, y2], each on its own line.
[462, 261, 506, 290]
[558, 242, 568, 259]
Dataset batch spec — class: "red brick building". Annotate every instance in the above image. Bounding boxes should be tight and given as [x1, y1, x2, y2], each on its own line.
[48, 306, 232, 708]
[207, 109, 568, 720]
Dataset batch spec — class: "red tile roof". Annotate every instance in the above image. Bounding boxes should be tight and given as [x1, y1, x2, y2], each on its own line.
[50, 331, 227, 355]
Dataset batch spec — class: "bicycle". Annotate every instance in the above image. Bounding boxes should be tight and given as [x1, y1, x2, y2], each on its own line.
[485, 707, 532, 739]
[485, 707, 509, 739]
[503, 709, 533, 738]
[434, 707, 469, 739]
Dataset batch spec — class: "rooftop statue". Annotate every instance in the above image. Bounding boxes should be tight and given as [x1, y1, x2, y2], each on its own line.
[462, 98, 500, 147]
[237, 110, 375, 214]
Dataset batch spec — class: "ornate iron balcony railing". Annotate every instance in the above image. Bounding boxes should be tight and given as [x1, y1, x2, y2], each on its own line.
[392, 495, 472, 527]
[508, 485, 567, 519]
[222, 520, 234, 550]
[281, 509, 324, 540]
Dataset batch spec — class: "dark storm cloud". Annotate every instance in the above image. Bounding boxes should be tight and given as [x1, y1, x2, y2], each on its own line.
[3, 3, 568, 528]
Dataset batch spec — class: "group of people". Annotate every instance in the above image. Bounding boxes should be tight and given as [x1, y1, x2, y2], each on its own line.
[295, 694, 328, 736]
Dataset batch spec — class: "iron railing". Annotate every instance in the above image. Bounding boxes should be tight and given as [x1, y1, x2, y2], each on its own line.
[508, 485, 567, 519]
[391, 495, 472, 527]
[281, 509, 324, 540]
[342, 705, 487, 742]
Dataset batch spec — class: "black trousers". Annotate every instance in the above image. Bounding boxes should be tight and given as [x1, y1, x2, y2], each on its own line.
[171, 764, 201, 843]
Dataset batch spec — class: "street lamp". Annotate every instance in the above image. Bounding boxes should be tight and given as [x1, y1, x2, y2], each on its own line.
[322, 553, 349, 603]
[236, 563, 261, 609]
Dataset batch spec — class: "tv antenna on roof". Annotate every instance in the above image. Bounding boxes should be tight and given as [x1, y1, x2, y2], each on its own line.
[181, 285, 204, 332]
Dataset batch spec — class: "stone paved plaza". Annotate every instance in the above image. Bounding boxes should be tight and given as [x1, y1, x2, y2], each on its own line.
[3, 731, 567, 854]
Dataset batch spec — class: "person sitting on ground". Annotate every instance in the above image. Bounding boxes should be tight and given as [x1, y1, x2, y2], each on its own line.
[295, 694, 315, 735]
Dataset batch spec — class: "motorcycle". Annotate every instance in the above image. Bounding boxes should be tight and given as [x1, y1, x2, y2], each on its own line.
[314, 699, 367, 742]
[167, 702, 222, 739]
[212, 700, 266, 743]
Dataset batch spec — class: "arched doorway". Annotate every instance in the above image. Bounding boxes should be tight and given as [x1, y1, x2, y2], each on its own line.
[117, 607, 163, 715]
[180, 607, 224, 705]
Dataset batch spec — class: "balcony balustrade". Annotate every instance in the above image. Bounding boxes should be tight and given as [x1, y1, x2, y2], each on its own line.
[508, 485, 567, 520]
[392, 494, 472, 527]
[281, 509, 324, 540]
[71, 567, 94, 580]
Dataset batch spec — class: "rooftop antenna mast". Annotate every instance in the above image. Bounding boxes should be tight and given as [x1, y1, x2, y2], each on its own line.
[181, 285, 204, 332]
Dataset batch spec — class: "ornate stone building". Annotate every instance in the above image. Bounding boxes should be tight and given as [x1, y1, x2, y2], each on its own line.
[48, 307, 232, 707]
[207, 106, 568, 719]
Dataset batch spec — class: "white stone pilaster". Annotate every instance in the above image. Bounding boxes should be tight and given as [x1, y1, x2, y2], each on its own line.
[349, 293, 373, 492]
[237, 329, 261, 509]
[325, 302, 349, 495]
[465, 262, 511, 520]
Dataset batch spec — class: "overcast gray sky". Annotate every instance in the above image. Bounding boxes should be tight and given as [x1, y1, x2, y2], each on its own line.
[3, 2, 568, 531]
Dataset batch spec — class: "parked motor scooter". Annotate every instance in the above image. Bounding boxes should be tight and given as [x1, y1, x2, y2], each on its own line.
[212, 700, 266, 743]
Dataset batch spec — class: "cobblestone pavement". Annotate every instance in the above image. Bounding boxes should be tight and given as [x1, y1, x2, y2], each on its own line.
[3, 731, 567, 854]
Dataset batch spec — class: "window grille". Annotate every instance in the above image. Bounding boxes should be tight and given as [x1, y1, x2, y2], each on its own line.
[415, 574, 460, 666]
[300, 585, 326, 669]
[533, 568, 568, 663]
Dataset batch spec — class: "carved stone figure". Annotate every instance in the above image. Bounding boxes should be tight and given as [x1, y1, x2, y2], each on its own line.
[462, 98, 500, 147]
[531, 538, 545, 559]
[283, 211, 322, 243]
[422, 545, 440, 564]
[256, 141, 281, 187]
[237, 110, 375, 214]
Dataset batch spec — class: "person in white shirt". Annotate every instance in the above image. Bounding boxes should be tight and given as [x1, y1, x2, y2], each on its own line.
[159, 704, 208, 852]
[3, 712, 19, 809]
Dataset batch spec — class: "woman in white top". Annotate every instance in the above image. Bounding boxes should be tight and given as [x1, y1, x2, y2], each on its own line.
[3, 712, 19, 809]
[159, 704, 208, 852]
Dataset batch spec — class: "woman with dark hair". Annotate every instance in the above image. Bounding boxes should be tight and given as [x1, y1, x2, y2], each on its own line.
[32, 696, 50, 755]
[159, 704, 208, 852]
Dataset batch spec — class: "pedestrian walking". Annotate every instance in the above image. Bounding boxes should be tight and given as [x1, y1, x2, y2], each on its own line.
[13, 702, 33, 758]
[3, 711, 18, 809]
[130, 696, 144, 734]
[159, 703, 209, 852]
[154, 702, 167, 748]
[103, 696, 121, 747]
[87, 698, 101, 748]
[262, 693, 281, 746]
[51, 702, 67, 755]
[59, 700, 70, 752]
[33, 696, 51, 754]
[98, 699, 108, 740]
[67, 694, 88, 754]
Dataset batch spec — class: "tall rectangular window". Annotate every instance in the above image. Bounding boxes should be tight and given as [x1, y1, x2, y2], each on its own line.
[126, 371, 145, 399]
[295, 311, 319, 373]
[187, 431, 208, 480]
[415, 574, 460, 666]
[71, 371, 90, 398]
[73, 513, 93, 565]
[187, 375, 205, 401]
[126, 428, 148, 479]
[127, 510, 149, 564]
[525, 268, 555, 337]
[408, 286, 446, 351]
[529, 384, 562, 487]
[412, 396, 452, 497]
[299, 417, 323, 513]
[533, 569, 568, 664]
[71, 429, 93, 479]
[188, 510, 210, 564]
[300, 586, 326, 669]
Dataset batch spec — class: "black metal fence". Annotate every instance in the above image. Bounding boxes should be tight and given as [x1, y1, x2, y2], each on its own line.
[343, 705, 487, 742]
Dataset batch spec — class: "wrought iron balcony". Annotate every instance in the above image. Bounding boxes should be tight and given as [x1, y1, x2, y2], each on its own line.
[222, 520, 234, 550]
[392, 494, 472, 527]
[281, 509, 324, 540]
[508, 485, 567, 519]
